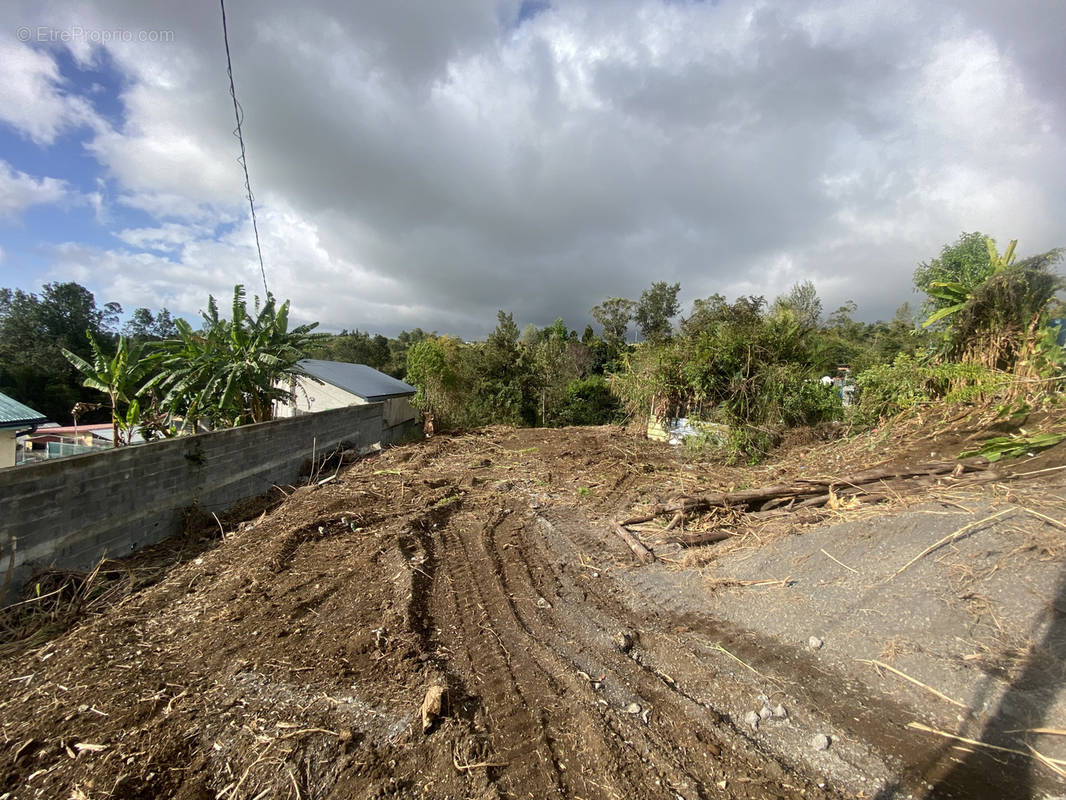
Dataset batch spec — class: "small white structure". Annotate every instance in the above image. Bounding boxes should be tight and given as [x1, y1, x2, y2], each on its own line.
[0, 392, 49, 468]
[275, 359, 420, 441]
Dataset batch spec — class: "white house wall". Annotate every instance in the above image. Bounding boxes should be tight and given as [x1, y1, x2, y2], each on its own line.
[381, 396, 418, 428]
[276, 377, 418, 431]
[278, 377, 368, 416]
[0, 430, 15, 468]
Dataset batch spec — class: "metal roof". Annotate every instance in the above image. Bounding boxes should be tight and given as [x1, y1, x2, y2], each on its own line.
[295, 359, 416, 401]
[30, 424, 111, 435]
[0, 392, 49, 429]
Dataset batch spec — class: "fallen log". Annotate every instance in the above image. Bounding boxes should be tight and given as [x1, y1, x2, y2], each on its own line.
[614, 459, 992, 556]
[611, 522, 655, 564]
[663, 512, 685, 531]
[664, 530, 734, 547]
[810, 457, 987, 487]
[623, 459, 989, 525]
[791, 490, 890, 510]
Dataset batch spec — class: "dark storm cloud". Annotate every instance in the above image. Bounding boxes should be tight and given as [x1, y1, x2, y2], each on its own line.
[6, 0, 1064, 336]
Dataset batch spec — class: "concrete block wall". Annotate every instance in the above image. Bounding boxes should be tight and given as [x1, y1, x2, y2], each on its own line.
[0, 403, 384, 600]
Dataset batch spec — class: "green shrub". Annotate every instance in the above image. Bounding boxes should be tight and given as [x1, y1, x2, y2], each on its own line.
[854, 352, 1011, 424]
[556, 376, 621, 426]
[609, 298, 842, 462]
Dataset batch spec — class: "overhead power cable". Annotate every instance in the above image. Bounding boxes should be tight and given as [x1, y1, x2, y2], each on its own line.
[220, 0, 269, 297]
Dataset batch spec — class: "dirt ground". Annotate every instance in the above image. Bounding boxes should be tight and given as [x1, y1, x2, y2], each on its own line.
[1, 419, 1064, 800]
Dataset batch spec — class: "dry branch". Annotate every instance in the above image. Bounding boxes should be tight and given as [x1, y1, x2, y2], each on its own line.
[611, 523, 655, 564]
[452, 742, 507, 771]
[907, 721, 1066, 773]
[618, 460, 990, 547]
[857, 659, 967, 708]
[821, 549, 859, 574]
[892, 508, 1013, 579]
[1023, 508, 1066, 532]
[664, 530, 734, 547]
[629, 459, 988, 524]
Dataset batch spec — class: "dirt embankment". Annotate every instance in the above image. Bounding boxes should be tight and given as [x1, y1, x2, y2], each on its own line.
[1, 423, 1064, 799]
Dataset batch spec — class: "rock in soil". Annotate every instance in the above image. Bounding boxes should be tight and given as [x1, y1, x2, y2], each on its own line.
[421, 685, 446, 733]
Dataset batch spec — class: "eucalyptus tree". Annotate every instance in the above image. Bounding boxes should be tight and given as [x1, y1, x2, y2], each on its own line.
[772, 281, 822, 331]
[634, 281, 680, 344]
[591, 297, 636, 356]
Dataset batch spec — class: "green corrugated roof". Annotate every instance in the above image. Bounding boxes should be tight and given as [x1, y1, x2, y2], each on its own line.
[0, 392, 49, 428]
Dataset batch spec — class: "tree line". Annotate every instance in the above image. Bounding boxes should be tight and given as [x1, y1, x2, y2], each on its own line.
[1, 231, 1061, 462]
[0, 284, 177, 425]
[0, 284, 319, 442]
[400, 231, 1063, 462]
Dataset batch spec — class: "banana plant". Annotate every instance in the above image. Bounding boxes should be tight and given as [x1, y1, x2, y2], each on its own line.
[922, 237, 1018, 329]
[62, 333, 147, 446]
[987, 237, 1017, 271]
[921, 281, 969, 328]
[143, 285, 322, 430]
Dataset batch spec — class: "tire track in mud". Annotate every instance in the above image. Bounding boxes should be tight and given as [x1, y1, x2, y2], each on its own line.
[486, 510, 715, 799]
[283, 459, 867, 797]
[475, 510, 660, 799]
[393, 495, 571, 797]
[432, 511, 571, 798]
[395, 488, 833, 799]
[488, 507, 828, 799]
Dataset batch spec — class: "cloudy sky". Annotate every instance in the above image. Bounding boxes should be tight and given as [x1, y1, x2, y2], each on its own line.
[1, 0, 1063, 337]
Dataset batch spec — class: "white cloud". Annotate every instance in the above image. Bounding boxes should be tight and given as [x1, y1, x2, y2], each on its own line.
[116, 191, 237, 225]
[50, 200, 407, 330]
[0, 161, 68, 217]
[114, 221, 214, 252]
[0, 37, 101, 145]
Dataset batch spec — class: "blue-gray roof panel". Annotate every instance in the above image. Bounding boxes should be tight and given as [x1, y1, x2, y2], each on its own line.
[296, 359, 416, 401]
[0, 392, 49, 428]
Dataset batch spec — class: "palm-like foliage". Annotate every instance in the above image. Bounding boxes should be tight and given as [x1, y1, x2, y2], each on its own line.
[62, 333, 146, 446]
[921, 237, 1064, 376]
[922, 238, 1017, 329]
[144, 286, 322, 430]
[952, 258, 1063, 374]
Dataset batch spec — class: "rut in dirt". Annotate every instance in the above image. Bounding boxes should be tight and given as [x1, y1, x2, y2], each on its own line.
[393, 491, 835, 800]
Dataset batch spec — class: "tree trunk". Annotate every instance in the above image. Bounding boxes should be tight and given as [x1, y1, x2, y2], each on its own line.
[110, 390, 120, 447]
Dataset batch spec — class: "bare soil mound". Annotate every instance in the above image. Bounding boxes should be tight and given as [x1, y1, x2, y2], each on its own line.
[1, 422, 1063, 799]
